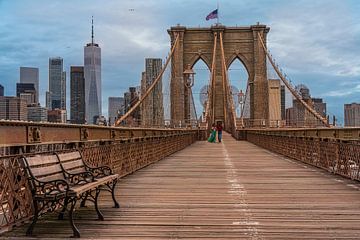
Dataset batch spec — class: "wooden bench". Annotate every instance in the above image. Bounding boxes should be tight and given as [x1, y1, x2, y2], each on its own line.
[20, 150, 119, 238]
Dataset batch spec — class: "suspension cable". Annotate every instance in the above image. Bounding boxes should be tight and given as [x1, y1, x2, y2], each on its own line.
[115, 33, 180, 126]
[257, 32, 330, 127]
[205, 32, 218, 126]
[219, 32, 237, 130]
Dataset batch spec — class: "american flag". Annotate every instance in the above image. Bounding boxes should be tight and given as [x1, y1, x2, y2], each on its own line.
[206, 9, 218, 21]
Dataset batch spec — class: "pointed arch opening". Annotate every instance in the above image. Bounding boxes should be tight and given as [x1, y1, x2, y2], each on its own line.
[228, 57, 250, 118]
[191, 58, 211, 122]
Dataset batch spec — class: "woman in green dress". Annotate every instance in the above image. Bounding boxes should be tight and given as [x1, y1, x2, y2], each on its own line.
[207, 123, 217, 143]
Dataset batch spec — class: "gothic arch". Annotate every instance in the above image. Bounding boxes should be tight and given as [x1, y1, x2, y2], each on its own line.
[226, 53, 252, 80]
[188, 54, 211, 70]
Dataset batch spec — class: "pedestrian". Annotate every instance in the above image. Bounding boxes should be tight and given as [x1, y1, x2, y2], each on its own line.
[207, 123, 217, 143]
[217, 122, 223, 143]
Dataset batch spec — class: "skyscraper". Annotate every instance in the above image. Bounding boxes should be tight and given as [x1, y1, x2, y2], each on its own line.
[280, 85, 285, 120]
[84, 17, 101, 124]
[0, 96, 27, 121]
[49, 57, 66, 110]
[141, 58, 164, 127]
[0, 84, 3, 96]
[108, 97, 124, 125]
[268, 79, 281, 127]
[344, 103, 360, 127]
[20, 67, 39, 103]
[70, 66, 85, 124]
[16, 83, 36, 105]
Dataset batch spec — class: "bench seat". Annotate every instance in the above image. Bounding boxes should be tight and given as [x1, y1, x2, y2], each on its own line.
[20, 150, 120, 238]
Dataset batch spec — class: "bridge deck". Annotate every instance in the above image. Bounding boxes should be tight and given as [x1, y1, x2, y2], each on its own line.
[5, 133, 360, 239]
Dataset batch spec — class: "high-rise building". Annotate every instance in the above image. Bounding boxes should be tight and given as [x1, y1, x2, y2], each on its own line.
[286, 84, 326, 127]
[49, 57, 66, 110]
[61, 71, 66, 110]
[122, 87, 140, 126]
[344, 103, 360, 127]
[20, 67, 39, 103]
[281, 85, 285, 120]
[0, 96, 27, 121]
[312, 98, 326, 118]
[268, 79, 281, 127]
[0, 84, 4, 96]
[45, 91, 51, 109]
[70, 66, 85, 124]
[16, 83, 36, 105]
[84, 17, 101, 124]
[140, 58, 164, 127]
[27, 105, 48, 122]
[108, 97, 124, 125]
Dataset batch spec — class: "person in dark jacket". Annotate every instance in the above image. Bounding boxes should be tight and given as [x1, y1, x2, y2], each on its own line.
[217, 122, 223, 142]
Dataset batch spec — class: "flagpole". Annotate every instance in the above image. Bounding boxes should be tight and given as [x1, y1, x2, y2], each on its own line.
[217, 1, 219, 25]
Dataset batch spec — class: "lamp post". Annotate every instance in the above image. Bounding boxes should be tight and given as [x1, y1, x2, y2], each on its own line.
[183, 64, 195, 126]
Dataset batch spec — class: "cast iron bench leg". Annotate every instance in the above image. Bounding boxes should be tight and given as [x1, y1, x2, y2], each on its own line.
[111, 180, 120, 208]
[26, 201, 39, 236]
[58, 197, 68, 220]
[69, 198, 80, 238]
[94, 189, 104, 220]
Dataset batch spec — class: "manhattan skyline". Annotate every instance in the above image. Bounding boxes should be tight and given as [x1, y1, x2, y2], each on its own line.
[0, 0, 359, 125]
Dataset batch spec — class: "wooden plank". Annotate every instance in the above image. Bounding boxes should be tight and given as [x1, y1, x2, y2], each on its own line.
[57, 152, 81, 162]
[4, 133, 360, 239]
[31, 164, 63, 178]
[26, 155, 58, 167]
[61, 159, 84, 171]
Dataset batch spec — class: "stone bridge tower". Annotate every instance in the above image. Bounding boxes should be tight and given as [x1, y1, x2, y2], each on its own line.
[168, 24, 269, 127]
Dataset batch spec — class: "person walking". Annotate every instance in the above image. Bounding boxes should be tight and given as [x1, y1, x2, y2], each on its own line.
[217, 122, 223, 143]
[207, 123, 217, 143]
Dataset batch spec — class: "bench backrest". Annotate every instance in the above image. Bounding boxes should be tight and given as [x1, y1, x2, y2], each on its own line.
[56, 151, 86, 174]
[23, 154, 65, 183]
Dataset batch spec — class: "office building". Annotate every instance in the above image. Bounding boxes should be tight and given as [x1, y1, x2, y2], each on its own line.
[45, 91, 51, 109]
[281, 85, 285, 120]
[344, 103, 360, 127]
[48, 109, 67, 123]
[140, 58, 164, 127]
[108, 97, 124, 126]
[312, 98, 326, 118]
[0, 84, 4, 96]
[286, 85, 326, 127]
[20, 67, 39, 103]
[16, 83, 36, 105]
[49, 57, 66, 110]
[122, 87, 140, 126]
[268, 79, 281, 127]
[27, 105, 48, 122]
[0, 96, 27, 121]
[84, 17, 101, 124]
[70, 66, 85, 124]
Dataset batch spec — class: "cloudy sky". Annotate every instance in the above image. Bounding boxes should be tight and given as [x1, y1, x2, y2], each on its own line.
[0, 0, 359, 125]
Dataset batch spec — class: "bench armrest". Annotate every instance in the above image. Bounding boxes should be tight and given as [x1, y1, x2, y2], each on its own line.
[86, 166, 112, 178]
[33, 179, 70, 197]
[64, 171, 95, 185]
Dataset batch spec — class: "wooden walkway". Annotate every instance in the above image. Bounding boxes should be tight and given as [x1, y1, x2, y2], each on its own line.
[5, 133, 360, 239]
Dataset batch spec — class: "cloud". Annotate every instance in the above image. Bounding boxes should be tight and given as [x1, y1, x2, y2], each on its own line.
[323, 84, 360, 97]
[0, 0, 359, 121]
[267, 0, 360, 77]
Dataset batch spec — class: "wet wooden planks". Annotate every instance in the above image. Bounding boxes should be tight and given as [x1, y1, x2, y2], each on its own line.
[4, 133, 360, 239]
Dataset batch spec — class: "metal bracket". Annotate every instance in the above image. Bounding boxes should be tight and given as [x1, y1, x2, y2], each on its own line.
[27, 126, 41, 143]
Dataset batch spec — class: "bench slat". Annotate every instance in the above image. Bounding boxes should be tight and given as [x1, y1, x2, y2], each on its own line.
[38, 172, 65, 183]
[31, 164, 63, 178]
[26, 155, 58, 167]
[57, 152, 81, 162]
[61, 159, 84, 171]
